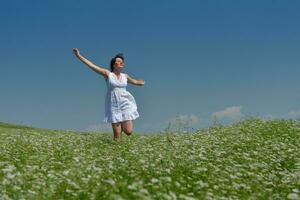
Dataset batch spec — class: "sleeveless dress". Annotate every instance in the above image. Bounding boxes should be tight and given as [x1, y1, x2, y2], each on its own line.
[103, 72, 139, 123]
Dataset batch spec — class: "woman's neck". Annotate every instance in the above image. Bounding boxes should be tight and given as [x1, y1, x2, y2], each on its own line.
[113, 69, 121, 75]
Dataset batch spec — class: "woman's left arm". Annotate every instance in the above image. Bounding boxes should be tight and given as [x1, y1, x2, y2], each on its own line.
[125, 74, 145, 86]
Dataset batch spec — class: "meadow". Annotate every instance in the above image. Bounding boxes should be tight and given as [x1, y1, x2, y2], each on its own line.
[0, 118, 300, 200]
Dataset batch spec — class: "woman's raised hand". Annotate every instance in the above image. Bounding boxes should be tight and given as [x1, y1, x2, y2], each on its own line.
[72, 48, 80, 57]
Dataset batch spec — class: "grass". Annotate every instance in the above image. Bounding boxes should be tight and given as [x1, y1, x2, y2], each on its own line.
[0, 118, 300, 199]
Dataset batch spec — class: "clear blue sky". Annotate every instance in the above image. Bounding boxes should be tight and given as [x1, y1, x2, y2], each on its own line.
[1, 0, 300, 133]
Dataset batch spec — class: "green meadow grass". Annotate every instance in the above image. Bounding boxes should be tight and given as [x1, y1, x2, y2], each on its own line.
[0, 119, 300, 200]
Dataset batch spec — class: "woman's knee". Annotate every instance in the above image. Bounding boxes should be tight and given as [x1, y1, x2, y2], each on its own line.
[121, 121, 133, 135]
[122, 124, 133, 135]
[123, 128, 133, 135]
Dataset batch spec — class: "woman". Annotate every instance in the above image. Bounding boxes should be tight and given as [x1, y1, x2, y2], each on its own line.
[72, 48, 145, 141]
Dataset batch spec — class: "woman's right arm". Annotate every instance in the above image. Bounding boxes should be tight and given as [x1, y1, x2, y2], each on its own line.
[72, 48, 109, 78]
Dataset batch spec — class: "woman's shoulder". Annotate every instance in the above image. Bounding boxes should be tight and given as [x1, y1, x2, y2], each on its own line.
[108, 71, 114, 77]
[104, 71, 112, 80]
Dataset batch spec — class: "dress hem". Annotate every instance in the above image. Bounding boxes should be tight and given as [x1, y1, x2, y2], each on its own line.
[103, 110, 139, 123]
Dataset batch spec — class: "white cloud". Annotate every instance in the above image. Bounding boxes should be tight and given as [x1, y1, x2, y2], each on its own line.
[283, 110, 300, 119]
[263, 110, 300, 120]
[212, 106, 243, 121]
[285, 110, 300, 119]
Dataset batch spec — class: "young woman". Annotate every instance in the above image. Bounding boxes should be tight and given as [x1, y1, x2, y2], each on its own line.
[72, 48, 145, 141]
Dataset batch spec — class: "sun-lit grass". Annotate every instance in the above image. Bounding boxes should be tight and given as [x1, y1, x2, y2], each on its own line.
[1, 118, 300, 199]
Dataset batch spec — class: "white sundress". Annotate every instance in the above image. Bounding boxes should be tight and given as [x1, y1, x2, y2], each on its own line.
[103, 72, 139, 123]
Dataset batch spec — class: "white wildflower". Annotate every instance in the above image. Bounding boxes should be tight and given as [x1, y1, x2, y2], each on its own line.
[160, 176, 172, 182]
[128, 184, 137, 190]
[151, 178, 159, 184]
[287, 193, 300, 200]
[178, 194, 197, 200]
[195, 180, 208, 189]
[63, 170, 69, 176]
[169, 191, 177, 200]
[73, 157, 80, 162]
[293, 189, 300, 193]
[139, 188, 149, 195]
[103, 178, 115, 186]
[2, 165, 16, 173]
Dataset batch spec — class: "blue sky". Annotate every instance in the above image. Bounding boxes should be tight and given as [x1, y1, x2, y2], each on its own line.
[1, 0, 300, 133]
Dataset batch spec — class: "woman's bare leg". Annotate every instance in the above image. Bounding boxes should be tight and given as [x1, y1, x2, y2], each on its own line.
[112, 123, 122, 141]
[121, 120, 133, 136]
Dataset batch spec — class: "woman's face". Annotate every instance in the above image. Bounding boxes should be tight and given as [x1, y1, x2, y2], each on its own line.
[114, 58, 124, 69]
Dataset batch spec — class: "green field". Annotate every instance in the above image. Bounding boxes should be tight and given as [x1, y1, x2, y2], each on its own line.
[1, 119, 300, 199]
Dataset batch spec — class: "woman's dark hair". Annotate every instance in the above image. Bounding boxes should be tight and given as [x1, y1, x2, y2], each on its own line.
[110, 53, 124, 72]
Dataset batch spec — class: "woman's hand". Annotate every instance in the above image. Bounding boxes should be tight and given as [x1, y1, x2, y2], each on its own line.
[139, 80, 145, 86]
[135, 80, 145, 86]
[72, 48, 80, 57]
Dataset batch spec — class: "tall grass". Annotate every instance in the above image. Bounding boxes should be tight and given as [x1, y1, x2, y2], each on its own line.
[0, 118, 300, 199]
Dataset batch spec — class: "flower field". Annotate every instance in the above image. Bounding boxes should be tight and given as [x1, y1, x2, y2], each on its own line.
[0, 118, 300, 199]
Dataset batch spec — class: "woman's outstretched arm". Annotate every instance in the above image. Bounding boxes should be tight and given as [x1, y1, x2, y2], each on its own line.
[125, 74, 145, 86]
[72, 48, 109, 78]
